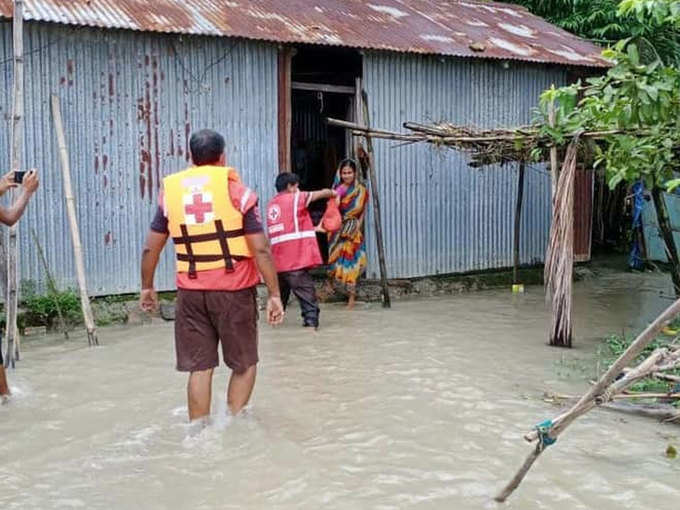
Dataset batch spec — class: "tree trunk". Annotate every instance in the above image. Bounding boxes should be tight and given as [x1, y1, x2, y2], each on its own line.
[513, 162, 526, 284]
[651, 187, 680, 297]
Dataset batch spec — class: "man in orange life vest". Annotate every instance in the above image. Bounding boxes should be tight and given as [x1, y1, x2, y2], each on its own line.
[266, 173, 335, 329]
[140, 129, 284, 421]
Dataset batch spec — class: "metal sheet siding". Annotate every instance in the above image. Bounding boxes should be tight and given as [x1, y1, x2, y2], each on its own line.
[362, 52, 566, 278]
[642, 192, 680, 263]
[0, 22, 278, 295]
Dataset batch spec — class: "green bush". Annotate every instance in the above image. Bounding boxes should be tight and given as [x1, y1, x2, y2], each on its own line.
[19, 280, 83, 330]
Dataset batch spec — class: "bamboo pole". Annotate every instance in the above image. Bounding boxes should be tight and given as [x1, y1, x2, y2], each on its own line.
[50, 95, 98, 347]
[495, 298, 680, 502]
[4, 0, 24, 369]
[513, 162, 526, 285]
[548, 100, 559, 203]
[31, 228, 69, 339]
[360, 91, 391, 308]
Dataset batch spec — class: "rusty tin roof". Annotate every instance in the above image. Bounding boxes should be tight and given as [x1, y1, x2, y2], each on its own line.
[0, 0, 609, 67]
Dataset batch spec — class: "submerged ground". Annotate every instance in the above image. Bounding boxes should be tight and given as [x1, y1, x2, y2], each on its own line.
[1, 269, 679, 509]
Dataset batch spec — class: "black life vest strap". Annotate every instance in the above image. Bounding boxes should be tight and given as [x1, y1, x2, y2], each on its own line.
[214, 219, 235, 273]
[171, 228, 245, 244]
[175, 221, 244, 276]
[179, 224, 197, 279]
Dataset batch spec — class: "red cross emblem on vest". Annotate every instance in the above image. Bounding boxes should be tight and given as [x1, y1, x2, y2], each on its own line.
[184, 192, 214, 225]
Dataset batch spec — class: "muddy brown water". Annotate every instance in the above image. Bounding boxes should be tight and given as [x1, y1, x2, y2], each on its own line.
[1, 270, 679, 509]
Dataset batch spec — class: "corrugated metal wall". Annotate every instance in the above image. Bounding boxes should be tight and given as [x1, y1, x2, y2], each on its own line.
[0, 22, 278, 295]
[362, 52, 567, 278]
[642, 192, 680, 263]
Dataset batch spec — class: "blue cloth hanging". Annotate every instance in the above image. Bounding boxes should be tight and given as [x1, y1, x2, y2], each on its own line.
[629, 181, 645, 270]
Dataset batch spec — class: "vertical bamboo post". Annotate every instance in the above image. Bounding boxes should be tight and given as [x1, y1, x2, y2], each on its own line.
[513, 162, 526, 285]
[4, 0, 24, 369]
[50, 95, 98, 346]
[548, 100, 558, 204]
[360, 90, 391, 308]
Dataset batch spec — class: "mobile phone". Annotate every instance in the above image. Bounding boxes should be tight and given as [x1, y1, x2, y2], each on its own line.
[13, 171, 26, 184]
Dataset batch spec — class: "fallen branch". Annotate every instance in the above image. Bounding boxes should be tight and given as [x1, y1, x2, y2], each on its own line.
[495, 298, 680, 503]
[550, 392, 680, 400]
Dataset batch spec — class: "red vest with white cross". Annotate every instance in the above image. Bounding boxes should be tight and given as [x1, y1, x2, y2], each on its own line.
[266, 190, 322, 273]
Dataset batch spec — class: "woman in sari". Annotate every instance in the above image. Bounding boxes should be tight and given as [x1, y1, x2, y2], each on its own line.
[324, 158, 369, 309]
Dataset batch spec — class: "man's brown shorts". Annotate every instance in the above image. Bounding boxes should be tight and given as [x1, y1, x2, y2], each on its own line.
[175, 287, 259, 374]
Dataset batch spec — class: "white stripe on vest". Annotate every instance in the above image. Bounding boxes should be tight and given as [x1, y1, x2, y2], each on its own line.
[269, 190, 316, 245]
[270, 230, 317, 245]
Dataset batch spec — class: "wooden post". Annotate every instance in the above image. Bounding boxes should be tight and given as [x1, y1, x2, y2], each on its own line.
[4, 0, 24, 369]
[513, 162, 526, 285]
[360, 90, 391, 308]
[548, 100, 558, 204]
[50, 95, 98, 346]
[277, 47, 294, 172]
[31, 228, 69, 339]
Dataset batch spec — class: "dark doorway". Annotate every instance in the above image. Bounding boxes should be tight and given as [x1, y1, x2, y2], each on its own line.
[289, 45, 362, 261]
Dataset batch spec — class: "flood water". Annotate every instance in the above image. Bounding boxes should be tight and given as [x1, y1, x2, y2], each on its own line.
[1, 269, 679, 509]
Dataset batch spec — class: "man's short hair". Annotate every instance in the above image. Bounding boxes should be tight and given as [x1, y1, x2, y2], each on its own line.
[190, 129, 225, 166]
[275, 172, 300, 192]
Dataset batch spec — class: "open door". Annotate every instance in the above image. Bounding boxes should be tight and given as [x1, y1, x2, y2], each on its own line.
[278, 45, 362, 261]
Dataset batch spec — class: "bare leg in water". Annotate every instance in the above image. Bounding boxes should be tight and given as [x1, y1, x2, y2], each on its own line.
[347, 283, 357, 310]
[228, 365, 256, 415]
[187, 365, 257, 421]
[187, 368, 213, 421]
[0, 366, 10, 400]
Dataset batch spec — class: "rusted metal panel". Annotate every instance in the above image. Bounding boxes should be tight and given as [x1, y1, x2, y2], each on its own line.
[0, 0, 608, 67]
[0, 22, 278, 295]
[574, 168, 593, 262]
[362, 51, 566, 278]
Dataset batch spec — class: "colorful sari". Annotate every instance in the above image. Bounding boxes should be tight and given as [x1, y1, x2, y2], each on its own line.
[327, 171, 369, 292]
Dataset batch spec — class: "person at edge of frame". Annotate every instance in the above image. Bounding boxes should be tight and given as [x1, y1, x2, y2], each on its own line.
[0, 169, 40, 403]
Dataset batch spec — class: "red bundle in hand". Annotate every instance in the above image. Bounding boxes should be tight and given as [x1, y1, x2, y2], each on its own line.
[321, 199, 342, 232]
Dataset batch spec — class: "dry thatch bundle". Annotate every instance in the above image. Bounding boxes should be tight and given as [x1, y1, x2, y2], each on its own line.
[544, 136, 580, 348]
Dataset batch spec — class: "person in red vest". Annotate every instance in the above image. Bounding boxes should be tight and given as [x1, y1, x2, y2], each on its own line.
[267, 173, 336, 329]
[140, 129, 284, 423]
[0, 169, 40, 402]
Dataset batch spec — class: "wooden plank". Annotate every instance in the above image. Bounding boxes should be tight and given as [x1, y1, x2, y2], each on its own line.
[51, 94, 99, 347]
[292, 81, 355, 95]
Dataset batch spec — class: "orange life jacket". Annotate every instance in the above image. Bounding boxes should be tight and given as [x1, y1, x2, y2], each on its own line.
[163, 165, 252, 278]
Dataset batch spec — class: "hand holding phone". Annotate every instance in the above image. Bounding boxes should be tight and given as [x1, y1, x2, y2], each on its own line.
[0, 170, 18, 194]
[21, 170, 39, 193]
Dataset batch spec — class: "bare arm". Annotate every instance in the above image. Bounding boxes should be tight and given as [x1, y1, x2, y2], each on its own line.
[140, 230, 168, 311]
[308, 188, 336, 204]
[246, 231, 284, 325]
[0, 170, 39, 227]
[246, 232, 280, 297]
